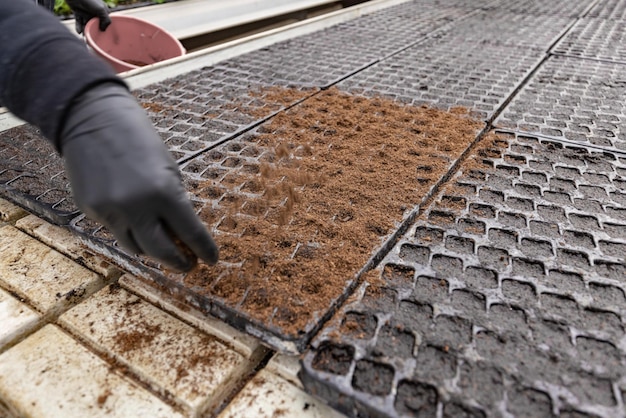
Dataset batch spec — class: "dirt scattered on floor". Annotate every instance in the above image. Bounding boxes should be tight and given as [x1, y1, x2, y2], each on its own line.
[96, 389, 111, 408]
[113, 323, 162, 354]
[175, 87, 483, 336]
[173, 335, 225, 384]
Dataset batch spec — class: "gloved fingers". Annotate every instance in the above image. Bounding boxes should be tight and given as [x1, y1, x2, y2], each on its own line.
[98, 12, 111, 31]
[164, 199, 219, 266]
[110, 225, 142, 255]
[66, 0, 110, 33]
[133, 219, 198, 272]
[74, 14, 109, 34]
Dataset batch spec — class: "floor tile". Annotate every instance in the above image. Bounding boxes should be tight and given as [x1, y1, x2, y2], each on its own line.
[119, 274, 264, 359]
[0, 199, 26, 223]
[0, 226, 105, 315]
[266, 353, 303, 388]
[0, 325, 183, 418]
[59, 284, 255, 415]
[218, 370, 345, 418]
[0, 287, 40, 350]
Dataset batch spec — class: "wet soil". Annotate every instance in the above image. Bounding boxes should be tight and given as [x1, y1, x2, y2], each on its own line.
[171, 87, 483, 337]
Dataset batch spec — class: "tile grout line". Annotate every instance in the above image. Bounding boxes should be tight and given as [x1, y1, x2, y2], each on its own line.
[0, 210, 279, 416]
[0, 273, 119, 356]
[119, 281, 271, 359]
[52, 322, 192, 416]
[0, 219, 280, 418]
[208, 349, 276, 418]
[0, 225, 120, 355]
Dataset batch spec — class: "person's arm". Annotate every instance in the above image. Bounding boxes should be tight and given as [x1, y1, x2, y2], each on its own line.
[0, 0, 120, 143]
[0, 1, 218, 271]
[35, 0, 55, 12]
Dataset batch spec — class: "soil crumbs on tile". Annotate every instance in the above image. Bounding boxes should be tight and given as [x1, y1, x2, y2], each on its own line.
[177, 87, 484, 337]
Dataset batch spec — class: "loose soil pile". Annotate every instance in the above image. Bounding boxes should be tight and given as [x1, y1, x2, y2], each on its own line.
[176, 87, 483, 337]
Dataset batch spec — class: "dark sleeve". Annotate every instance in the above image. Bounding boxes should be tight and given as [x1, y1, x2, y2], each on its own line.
[36, 0, 55, 12]
[0, 0, 126, 149]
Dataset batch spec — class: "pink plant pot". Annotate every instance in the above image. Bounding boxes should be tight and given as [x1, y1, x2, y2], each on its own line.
[85, 15, 186, 73]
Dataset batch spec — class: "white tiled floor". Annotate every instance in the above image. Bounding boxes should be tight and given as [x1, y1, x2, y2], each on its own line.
[0, 199, 345, 418]
[0, 200, 26, 223]
[0, 287, 40, 350]
[59, 285, 251, 415]
[0, 226, 106, 316]
[0, 325, 184, 418]
[218, 369, 345, 418]
[119, 274, 264, 360]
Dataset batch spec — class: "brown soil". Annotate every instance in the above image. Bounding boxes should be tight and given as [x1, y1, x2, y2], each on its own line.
[96, 389, 111, 407]
[233, 86, 314, 117]
[177, 87, 483, 337]
[249, 85, 313, 110]
[113, 323, 161, 353]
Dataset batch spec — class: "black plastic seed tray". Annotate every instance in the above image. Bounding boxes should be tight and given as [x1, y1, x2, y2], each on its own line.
[587, 0, 626, 20]
[338, 33, 545, 121]
[334, 6, 581, 124]
[70, 101, 485, 353]
[496, 55, 626, 150]
[134, 73, 319, 164]
[552, 18, 626, 64]
[0, 124, 79, 224]
[301, 129, 626, 417]
[133, 0, 485, 161]
[220, 0, 473, 88]
[494, 0, 595, 18]
[427, 9, 573, 51]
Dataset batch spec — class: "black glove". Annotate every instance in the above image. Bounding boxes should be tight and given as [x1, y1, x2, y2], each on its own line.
[60, 82, 219, 272]
[66, 0, 111, 34]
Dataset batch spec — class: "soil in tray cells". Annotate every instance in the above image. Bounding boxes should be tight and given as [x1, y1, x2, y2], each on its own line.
[0, 125, 63, 181]
[179, 87, 483, 336]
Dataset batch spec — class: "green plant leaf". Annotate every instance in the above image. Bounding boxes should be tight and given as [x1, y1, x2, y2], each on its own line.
[54, 0, 72, 15]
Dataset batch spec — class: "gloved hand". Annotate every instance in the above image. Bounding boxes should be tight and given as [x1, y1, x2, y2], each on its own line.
[66, 0, 111, 34]
[60, 82, 219, 272]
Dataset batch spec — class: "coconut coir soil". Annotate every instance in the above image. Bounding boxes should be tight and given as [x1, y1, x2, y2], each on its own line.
[176, 87, 483, 337]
